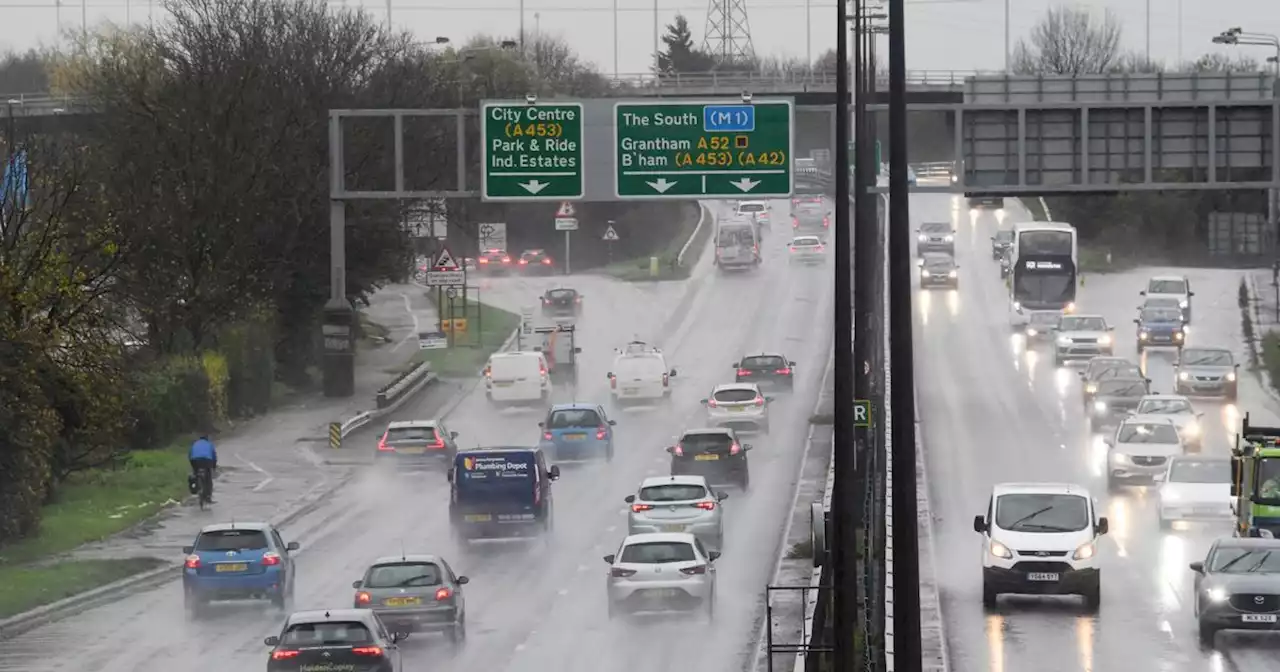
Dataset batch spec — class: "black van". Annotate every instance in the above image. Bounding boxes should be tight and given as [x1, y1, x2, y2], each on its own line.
[447, 447, 560, 541]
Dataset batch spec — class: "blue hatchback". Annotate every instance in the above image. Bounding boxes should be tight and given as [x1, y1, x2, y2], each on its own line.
[538, 403, 616, 462]
[1135, 306, 1185, 351]
[182, 522, 299, 618]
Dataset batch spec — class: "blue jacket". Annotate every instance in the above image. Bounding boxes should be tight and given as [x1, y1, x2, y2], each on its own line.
[189, 438, 217, 462]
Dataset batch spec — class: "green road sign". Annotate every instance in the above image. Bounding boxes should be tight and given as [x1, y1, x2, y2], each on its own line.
[482, 102, 584, 201]
[853, 400, 872, 427]
[614, 100, 793, 199]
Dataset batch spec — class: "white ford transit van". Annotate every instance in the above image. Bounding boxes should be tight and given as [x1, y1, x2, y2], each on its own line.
[485, 352, 551, 405]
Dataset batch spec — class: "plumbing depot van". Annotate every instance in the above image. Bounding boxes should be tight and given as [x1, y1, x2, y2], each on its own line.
[485, 352, 550, 405]
[448, 448, 559, 540]
[715, 220, 760, 270]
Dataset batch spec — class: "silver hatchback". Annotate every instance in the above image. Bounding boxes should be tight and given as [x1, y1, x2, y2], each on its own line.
[605, 533, 719, 620]
[626, 475, 728, 548]
[701, 383, 773, 433]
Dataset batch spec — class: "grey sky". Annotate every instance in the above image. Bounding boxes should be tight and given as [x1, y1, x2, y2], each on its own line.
[0, 0, 1275, 84]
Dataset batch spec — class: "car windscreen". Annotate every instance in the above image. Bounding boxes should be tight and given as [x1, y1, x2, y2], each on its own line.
[679, 433, 733, 453]
[521, 250, 545, 259]
[1143, 297, 1180, 309]
[796, 203, 824, 216]
[547, 408, 601, 428]
[994, 230, 1014, 242]
[1141, 308, 1182, 323]
[616, 356, 663, 379]
[792, 237, 821, 247]
[1029, 312, 1060, 325]
[717, 227, 753, 246]
[920, 222, 950, 233]
[456, 452, 535, 486]
[1149, 279, 1187, 294]
[741, 355, 785, 369]
[923, 258, 954, 270]
[713, 388, 758, 403]
[1169, 459, 1230, 484]
[639, 483, 708, 502]
[1181, 349, 1232, 366]
[994, 493, 1089, 533]
[385, 425, 436, 443]
[1137, 399, 1193, 414]
[195, 529, 268, 552]
[1060, 316, 1105, 331]
[1098, 379, 1146, 396]
[1094, 364, 1141, 380]
[364, 562, 442, 588]
[738, 203, 765, 213]
[547, 290, 575, 300]
[282, 621, 373, 646]
[1208, 547, 1280, 573]
[619, 541, 697, 563]
[1117, 423, 1179, 444]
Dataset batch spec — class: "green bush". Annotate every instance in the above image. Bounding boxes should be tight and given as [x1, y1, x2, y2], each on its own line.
[217, 318, 277, 417]
[126, 356, 216, 450]
[1262, 332, 1280, 393]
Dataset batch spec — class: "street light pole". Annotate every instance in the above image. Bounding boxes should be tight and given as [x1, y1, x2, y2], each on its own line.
[1144, 0, 1150, 62]
[1003, 0, 1010, 72]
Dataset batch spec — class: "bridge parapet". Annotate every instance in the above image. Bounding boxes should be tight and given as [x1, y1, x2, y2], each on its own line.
[605, 70, 987, 96]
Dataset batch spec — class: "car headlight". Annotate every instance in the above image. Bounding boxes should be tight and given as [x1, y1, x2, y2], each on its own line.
[1072, 542, 1096, 560]
[1094, 400, 1107, 412]
[969, 208, 978, 217]
[1065, 302, 1076, 313]
[917, 234, 927, 242]
[1178, 371, 1190, 381]
[1109, 451, 1127, 464]
[1179, 300, 1189, 309]
[996, 208, 1005, 218]
[989, 540, 1013, 559]
[1099, 334, 1112, 346]
[1139, 331, 1149, 340]
[1183, 422, 1201, 437]
[1227, 371, 1237, 382]
[1175, 332, 1184, 341]
[1086, 383, 1097, 393]
[1057, 337, 1071, 346]
[948, 270, 957, 278]
[921, 270, 931, 277]
[1206, 588, 1228, 603]
[944, 235, 954, 242]
[1026, 328, 1039, 337]
[1013, 302, 1022, 312]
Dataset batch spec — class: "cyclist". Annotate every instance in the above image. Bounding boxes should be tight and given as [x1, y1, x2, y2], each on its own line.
[189, 434, 218, 503]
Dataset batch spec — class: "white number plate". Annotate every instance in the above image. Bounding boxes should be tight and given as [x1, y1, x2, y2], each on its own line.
[1242, 614, 1277, 623]
[1026, 572, 1060, 582]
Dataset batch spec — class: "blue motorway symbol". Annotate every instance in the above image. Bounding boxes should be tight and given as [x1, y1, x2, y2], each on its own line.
[702, 105, 755, 133]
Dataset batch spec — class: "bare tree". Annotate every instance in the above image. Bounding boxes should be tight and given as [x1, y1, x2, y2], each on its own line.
[1186, 52, 1263, 73]
[1010, 6, 1123, 76]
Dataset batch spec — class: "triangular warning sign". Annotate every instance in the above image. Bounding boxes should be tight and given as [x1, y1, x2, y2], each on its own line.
[602, 225, 620, 241]
[557, 201, 576, 217]
[433, 247, 460, 270]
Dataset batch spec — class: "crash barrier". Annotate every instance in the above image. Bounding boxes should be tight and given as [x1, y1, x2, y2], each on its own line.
[375, 362, 435, 411]
[911, 161, 953, 179]
[677, 202, 714, 267]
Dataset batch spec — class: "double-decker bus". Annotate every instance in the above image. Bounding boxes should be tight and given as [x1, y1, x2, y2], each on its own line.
[1008, 221, 1078, 327]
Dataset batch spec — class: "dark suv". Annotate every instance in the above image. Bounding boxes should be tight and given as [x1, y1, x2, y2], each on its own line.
[733, 353, 796, 390]
[667, 428, 753, 490]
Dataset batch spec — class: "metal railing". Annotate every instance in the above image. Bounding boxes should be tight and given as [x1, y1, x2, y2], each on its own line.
[608, 69, 986, 93]
[766, 583, 833, 672]
[910, 161, 954, 179]
[3, 93, 89, 114]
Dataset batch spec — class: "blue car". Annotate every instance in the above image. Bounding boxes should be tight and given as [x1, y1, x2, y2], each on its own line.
[182, 522, 299, 618]
[1135, 306, 1185, 351]
[538, 403, 616, 462]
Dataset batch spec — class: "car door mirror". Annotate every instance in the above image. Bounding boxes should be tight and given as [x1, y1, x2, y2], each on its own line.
[742, 443, 754, 451]
[669, 369, 678, 377]
[717, 491, 729, 501]
[708, 551, 722, 562]
[574, 347, 582, 354]
[699, 398, 709, 405]
[665, 446, 675, 453]
[1096, 517, 1109, 535]
[537, 421, 545, 428]
[606, 372, 613, 379]
[456, 576, 469, 585]
[286, 541, 300, 552]
[609, 420, 617, 426]
[972, 515, 986, 533]
[603, 554, 616, 564]
[1139, 290, 1147, 295]
[1153, 472, 1166, 482]
[731, 362, 739, 368]
[1103, 436, 1115, 447]
[1189, 291, 1195, 297]
[264, 636, 280, 646]
[450, 431, 459, 439]
[625, 494, 636, 503]
[392, 632, 410, 643]
[789, 361, 797, 366]
[1190, 561, 1205, 573]
[548, 465, 561, 480]
[182, 546, 194, 554]
[1133, 319, 1140, 324]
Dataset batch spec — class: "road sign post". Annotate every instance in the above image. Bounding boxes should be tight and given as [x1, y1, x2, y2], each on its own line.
[603, 220, 618, 263]
[614, 100, 793, 199]
[482, 102, 585, 201]
[554, 202, 578, 275]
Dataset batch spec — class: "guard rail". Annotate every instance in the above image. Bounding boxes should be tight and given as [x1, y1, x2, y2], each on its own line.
[607, 69, 988, 92]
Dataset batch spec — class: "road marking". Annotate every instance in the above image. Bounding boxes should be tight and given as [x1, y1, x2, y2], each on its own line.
[605, 525, 616, 533]
[391, 293, 422, 352]
[235, 454, 274, 492]
[557, 588, 569, 596]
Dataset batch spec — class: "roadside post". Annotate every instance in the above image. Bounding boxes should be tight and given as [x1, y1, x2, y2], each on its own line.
[603, 221, 619, 264]
[555, 201, 578, 275]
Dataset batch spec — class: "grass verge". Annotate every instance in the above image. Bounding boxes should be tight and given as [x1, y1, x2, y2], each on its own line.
[0, 557, 166, 619]
[0, 443, 190, 618]
[397, 298, 521, 378]
[602, 206, 709, 282]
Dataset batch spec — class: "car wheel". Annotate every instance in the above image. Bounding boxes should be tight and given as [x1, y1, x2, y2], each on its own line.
[448, 617, 467, 644]
[1081, 578, 1101, 612]
[1197, 620, 1217, 649]
[1159, 516, 1172, 531]
[981, 582, 998, 609]
[1053, 355, 1063, 367]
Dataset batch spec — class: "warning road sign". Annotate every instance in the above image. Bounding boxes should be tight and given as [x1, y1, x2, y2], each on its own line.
[602, 225, 620, 241]
[557, 202, 576, 217]
[433, 247, 460, 270]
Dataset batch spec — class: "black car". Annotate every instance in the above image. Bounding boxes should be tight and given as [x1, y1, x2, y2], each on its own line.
[541, 288, 581, 317]
[919, 255, 959, 289]
[1079, 357, 1144, 406]
[266, 608, 405, 671]
[1191, 538, 1280, 648]
[1088, 376, 1149, 426]
[733, 353, 796, 390]
[991, 230, 1014, 260]
[518, 249, 555, 274]
[667, 428, 752, 490]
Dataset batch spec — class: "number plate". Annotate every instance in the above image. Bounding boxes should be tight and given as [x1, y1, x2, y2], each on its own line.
[661, 524, 686, 532]
[646, 589, 679, 598]
[694, 454, 720, 461]
[1242, 614, 1278, 623]
[384, 597, 423, 607]
[216, 563, 248, 573]
[564, 433, 586, 441]
[1026, 572, 1060, 582]
[726, 407, 745, 413]
[464, 514, 492, 522]
[397, 446, 426, 454]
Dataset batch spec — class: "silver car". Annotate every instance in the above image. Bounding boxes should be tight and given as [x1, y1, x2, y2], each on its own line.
[351, 554, 468, 642]
[1156, 456, 1232, 529]
[1175, 347, 1239, 401]
[1023, 310, 1063, 342]
[788, 235, 826, 264]
[1105, 416, 1183, 490]
[604, 532, 719, 620]
[701, 383, 772, 433]
[625, 475, 727, 548]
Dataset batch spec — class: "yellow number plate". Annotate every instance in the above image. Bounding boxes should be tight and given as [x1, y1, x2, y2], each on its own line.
[384, 597, 423, 607]
[694, 454, 719, 461]
[216, 563, 248, 572]
[465, 514, 493, 522]
[564, 433, 586, 441]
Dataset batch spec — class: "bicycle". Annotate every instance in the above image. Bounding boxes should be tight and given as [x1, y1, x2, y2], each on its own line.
[193, 467, 213, 510]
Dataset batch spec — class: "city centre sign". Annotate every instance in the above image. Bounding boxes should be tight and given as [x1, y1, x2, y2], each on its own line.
[613, 100, 793, 199]
[481, 102, 584, 201]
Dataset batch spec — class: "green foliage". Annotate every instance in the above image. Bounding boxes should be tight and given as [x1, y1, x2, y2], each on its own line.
[657, 15, 717, 75]
[403, 300, 520, 378]
[215, 317, 277, 416]
[0, 558, 165, 619]
[1262, 332, 1280, 393]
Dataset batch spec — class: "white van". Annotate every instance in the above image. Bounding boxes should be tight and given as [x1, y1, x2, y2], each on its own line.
[485, 352, 551, 405]
[715, 220, 760, 271]
[609, 346, 676, 405]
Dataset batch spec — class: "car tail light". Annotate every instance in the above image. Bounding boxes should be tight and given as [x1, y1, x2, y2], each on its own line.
[575, 297, 582, 303]
[540, 365, 548, 376]
[715, 248, 722, 257]
[792, 217, 799, 228]
[694, 501, 716, 511]
[823, 217, 830, 227]
[543, 258, 552, 265]
[596, 426, 608, 440]
[729, 443, 742, 455]
[611, 567, 637, 578]
[184, 555, 201, 569]
[352, 646, 383, 657]
[663, 373, 670, 387]
[543, 431, 554, 441]
[435, 587, 452, 601]
[707, 398, 719, 408]
[478, 257, 489, 264]
[631, 503, 654, 512]
[754, 397, 765, 406]
[429, 432, 446, 450]
[776, 367, 792, 375]
[789, 246, 797, 253]
[610, 375, 617, 389]
[377, 433, 393, 452]
[261, 552, 282, 566]
[816, 244, 825, 251]
[484, 365, 492, 378]
[542, 297, 549, 304]
[519, 259, 529, 265]
[271, 650, 300, 660]
[502, 256, 511, 263]
[737, 368, 751, 376]
[672, 444, 684, 457]
[680, 565, 707, 575]
[356, 591, 371, 604]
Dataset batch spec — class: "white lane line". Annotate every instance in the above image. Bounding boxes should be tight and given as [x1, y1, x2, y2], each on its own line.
[605, 525, 617, 533]
[391, 292, 422, 352]
[236, 453, 274, 492]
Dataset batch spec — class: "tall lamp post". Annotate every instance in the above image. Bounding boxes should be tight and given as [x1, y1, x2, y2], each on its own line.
[1212, 28, 1280, 76]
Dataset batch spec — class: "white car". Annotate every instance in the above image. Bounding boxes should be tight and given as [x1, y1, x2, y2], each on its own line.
[735, 200, 769, 219]
[1157, 455, 1233, 529]
[1052, 314, 1115, 366]
[604, 532, 719, 620]
[974, 482, 1107, 611]
[701, 383, 772, 433]
[1104, 415, 1184, 490]
[788, 235, 826, 264]
[625, 475, 727, 548]
[1141, 275, 1194, 323]
[1133, 394, 1204, 450]
[608, 342, 677, 406]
